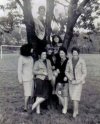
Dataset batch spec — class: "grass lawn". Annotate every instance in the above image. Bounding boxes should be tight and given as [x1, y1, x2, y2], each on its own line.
[0, 54, 100, 124]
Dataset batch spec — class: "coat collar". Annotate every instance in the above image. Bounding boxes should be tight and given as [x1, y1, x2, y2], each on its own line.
[38, 59, 48, 68]
[70, 57, 82, 68]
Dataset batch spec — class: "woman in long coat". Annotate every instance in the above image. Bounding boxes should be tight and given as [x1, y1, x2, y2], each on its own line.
[65, 47, 87, 118]
[18, 44, 34, 112]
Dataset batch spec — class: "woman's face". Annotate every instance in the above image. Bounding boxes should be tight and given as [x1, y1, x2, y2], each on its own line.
[54, 36, 59, 43]
[48, 49, 52, 55]
[59, 50, 66, 59]
[72, 50, 79, 59]
[41, 52, 47, 60]
[39, 8, 45, 17]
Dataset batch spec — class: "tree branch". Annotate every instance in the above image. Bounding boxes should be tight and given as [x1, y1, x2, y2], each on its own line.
[77, 0, 90, 15]
[55, 0, 79, 8]
[55, 1, 69, 7]
[15, 0, 24, 11]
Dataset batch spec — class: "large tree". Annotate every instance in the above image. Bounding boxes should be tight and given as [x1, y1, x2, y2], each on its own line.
[15, 0, 37, 46]
[0, 0, 100, 50]
[63, 0, 94, 49]
[46, 0, 54, 42]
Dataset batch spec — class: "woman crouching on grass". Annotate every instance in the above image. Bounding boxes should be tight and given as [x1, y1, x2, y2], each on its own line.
[18, 44, 34, 112]
[30, 49, 53, 114]
[65, 47, 87, 118]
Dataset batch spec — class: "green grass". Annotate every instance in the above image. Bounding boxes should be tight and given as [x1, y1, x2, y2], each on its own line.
[0, 54, 100, 124]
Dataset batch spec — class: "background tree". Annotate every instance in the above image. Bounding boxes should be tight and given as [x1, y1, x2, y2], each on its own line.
[46, 0, 54, 42]
[50, 0, 100, 50]
[0, 0, 100, 51]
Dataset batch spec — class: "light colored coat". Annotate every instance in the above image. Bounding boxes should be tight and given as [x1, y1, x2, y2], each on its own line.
[18, 55, 34, 83]
[33, 59, 53, 81]
[65, 58, 87, 84]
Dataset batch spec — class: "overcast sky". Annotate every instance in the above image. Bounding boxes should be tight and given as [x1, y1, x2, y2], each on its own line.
[0, 0, 7, 5]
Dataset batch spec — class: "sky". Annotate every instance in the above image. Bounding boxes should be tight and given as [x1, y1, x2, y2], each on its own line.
[0, 0, 7, 5]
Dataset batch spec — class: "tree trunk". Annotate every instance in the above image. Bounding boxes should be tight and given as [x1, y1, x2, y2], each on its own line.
[23, 0, 37, 49]
[46, 0, 54, 42]
[63, 15, 79, 50]
[63, 0, 79, 50]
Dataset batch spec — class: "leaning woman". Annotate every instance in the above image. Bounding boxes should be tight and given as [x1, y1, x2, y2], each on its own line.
[65, 47, 87, 118]
[30, 49, 53, 114]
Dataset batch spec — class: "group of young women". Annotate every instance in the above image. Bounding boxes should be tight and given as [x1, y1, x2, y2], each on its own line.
[18, 35, 87, 118]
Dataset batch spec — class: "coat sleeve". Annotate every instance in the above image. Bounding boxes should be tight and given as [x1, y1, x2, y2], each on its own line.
[32, 58, 34, 78]
[48, 60, 52, 72]
[79, 59, 87, 83]
[33, 61, 39, 75]
[47, 60, 53, 80]
[65, 60, 73, 81]
[18, 56, 23, 84]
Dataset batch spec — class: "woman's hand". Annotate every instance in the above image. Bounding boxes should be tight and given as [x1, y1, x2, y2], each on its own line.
[72, 80, 77, 84]
[52, 66, 55, 70]
[53, 71, 58, 77]
[56, 69, 60, 74]
[42, 71, 48, 76]
[63, 77, 67, 81]
[53, 69, 60, 77]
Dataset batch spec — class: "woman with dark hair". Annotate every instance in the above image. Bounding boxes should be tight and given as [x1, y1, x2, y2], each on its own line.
[30, 49, 53, 114]
[65, 47, 87, 118]
[55, 47, 69, 114]
[52, 35, 62, 47]
[52, 35, 62, 59]
[18, 44, 34, 112]
[46, 35, 63, 95]
[46, 35, 62, 70]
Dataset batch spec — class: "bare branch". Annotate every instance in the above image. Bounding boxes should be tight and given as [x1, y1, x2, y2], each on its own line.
[55, 0, 79, 8]
[15, 0, 24, 11]
[77, 0, 90, 14]
[55, 0, 69, 7]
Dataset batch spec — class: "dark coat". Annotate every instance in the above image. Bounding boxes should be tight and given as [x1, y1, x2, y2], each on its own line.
[56, 57, 69, 85]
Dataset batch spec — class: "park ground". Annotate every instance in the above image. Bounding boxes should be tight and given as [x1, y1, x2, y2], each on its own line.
[0, 54, 100, 124]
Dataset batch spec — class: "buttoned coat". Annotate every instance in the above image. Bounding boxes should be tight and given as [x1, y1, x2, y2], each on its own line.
[65, 58, 87, 84]
[33, 59, 53, 81]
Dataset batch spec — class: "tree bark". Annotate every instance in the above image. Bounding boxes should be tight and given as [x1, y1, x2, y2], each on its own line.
[23, 0, 36, 44]
[16, 0, 38, 50]
[16, 0, 48, 53]
[63, 0, 90, 50]
[46, 0, 54, 42]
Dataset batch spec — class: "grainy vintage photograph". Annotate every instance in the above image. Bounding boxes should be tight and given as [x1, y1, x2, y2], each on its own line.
[0, 0, 100, 124]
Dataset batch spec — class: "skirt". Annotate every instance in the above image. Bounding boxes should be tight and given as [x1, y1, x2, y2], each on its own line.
[56, 83, 69, 97]
[23, 80, 34, 97]
[34, 78, 50, 99]
[69, 83, 83, 101]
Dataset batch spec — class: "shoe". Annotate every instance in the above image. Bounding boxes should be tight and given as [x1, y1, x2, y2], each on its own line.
[62, 109, 67, 114]
[28, 109, 33, 115]
[73, 112, 79, 118]
[36, 112, 40, 115]
[27, 106, 33, 115]
[23, 109, 27, 112]
[36, 109, 40, 114]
